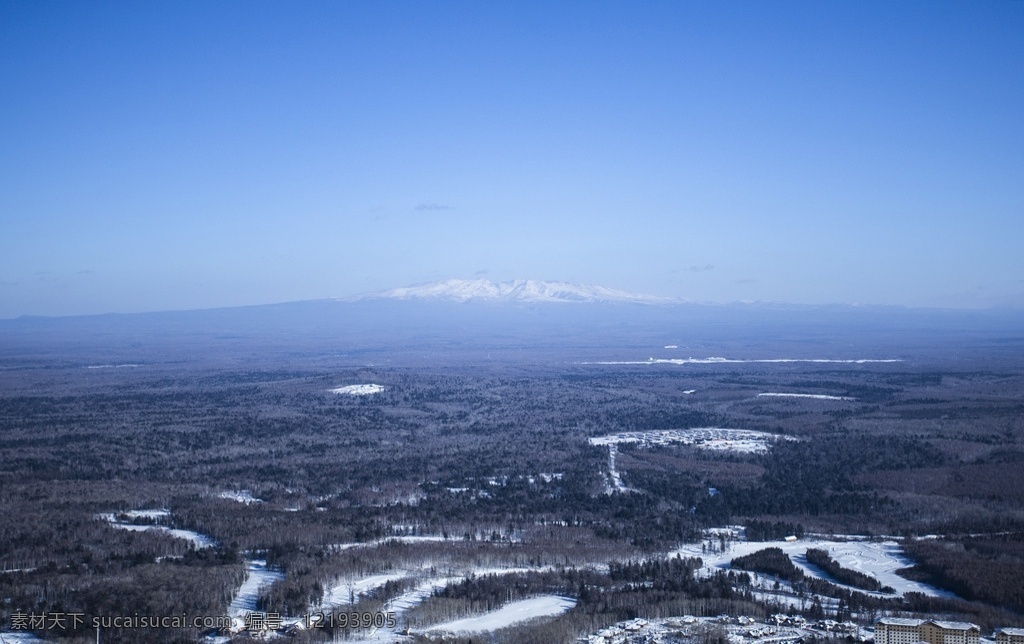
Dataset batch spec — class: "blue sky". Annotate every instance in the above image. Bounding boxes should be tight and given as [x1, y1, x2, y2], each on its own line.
[2, 1, 1022, 317]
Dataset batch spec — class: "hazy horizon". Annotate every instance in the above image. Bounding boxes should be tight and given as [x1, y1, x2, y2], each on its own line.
[3, 1, 1023, 318]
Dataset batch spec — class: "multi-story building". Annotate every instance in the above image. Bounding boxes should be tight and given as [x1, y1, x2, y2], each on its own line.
[874, 619, 980, 644]
[995, 628, 1024, 644]
[875, 618, 931, 644]
[921, 621, 981, 644]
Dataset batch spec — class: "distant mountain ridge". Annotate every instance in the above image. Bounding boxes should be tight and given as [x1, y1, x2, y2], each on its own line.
[346, 279, 679, 305]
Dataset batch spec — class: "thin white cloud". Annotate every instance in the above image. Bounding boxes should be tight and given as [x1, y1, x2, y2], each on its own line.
[414, 202, 454, 212]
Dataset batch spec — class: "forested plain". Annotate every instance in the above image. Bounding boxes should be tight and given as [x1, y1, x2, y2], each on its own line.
[2, 312, 1024, 643]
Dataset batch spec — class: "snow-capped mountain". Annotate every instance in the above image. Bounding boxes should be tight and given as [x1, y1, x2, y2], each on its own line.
[349, 279, 678, 305]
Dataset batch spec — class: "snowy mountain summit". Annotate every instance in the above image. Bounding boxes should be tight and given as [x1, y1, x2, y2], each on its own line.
[353, 279, 677, 305]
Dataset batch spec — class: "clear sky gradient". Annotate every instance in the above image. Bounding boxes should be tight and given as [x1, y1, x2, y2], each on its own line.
[2, 1, 1022, 317]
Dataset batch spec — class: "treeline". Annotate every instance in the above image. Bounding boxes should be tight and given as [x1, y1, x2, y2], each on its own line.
[900, 536, 1024, 614]
[804, 548, 893, 593]
[408, 557, 765, 643]
[730, 547, 804, 582]
[745, 520, 805, 541]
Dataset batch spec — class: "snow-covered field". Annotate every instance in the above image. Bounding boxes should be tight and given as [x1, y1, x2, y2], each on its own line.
[672, 535, 956, 598]
[120, 509, 171, 520]
[584, 357, 902, 365]
[308, 566, 566, 642]
[330, 384, 385, 395]
[425, 595, 576, 635]
[218, 490, 263, 504]
[605, 444, 629, 493]
[228, 559, 285, 617]
[98, 510, 216, 549]
[758, 393, 856, 401]
[327, 534, 451, 553]
[590, 428, 792, 454]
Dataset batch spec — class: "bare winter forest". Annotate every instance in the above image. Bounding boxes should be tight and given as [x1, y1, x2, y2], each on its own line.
[1, 301, 1023, 643]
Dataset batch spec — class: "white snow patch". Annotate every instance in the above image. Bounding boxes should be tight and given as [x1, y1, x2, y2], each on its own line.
[99, 511, 215, 549]
[672, 535, 956, 598]
[218, 490, 263, 505]
[330, 384, 385, 395]
[105, 523, 216, 549]
[606, 445, 629, 493]
[758, 393, 856, 401]
[584, 357, 902, 365]
[426, 595, 576, 634]
[320, 572, 412, 608]
[228, 559, 285, 617]
[590, 428, 791, 455]
[327, 534, 450, 553]
[122, 509, 171, 519]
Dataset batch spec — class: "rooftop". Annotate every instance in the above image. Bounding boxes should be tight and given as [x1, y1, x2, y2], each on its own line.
[878, 619, 927, 627]
[931, 621, 981, 632]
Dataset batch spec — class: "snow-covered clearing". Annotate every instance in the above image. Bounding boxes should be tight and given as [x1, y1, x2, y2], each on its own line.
[327, 534, 450, 553]
[99, 511, 215, 549]
[319, 571, 414, 608]
[228, 559, 285, 617]
[218, 490, 263, 504]
[330, 384, 385, 395]
[758, 393, 856, 401]
[591, 428, 792, 455]
[121, 509, 171, 520]
[319, 566, 561, 641]
[605, 444, 629, 493]
[426, 595, 576, 635]
[584, 357, 902, 365]
[322, 565, 552, 611]
[673, 535, 955, 598]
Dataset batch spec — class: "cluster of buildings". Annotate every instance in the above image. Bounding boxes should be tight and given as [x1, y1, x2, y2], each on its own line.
[875, 618, 1024, 644]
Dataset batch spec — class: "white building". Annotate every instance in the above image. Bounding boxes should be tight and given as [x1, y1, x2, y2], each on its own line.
[875, 619, 980, 644]
[995, 628, 1024, 644]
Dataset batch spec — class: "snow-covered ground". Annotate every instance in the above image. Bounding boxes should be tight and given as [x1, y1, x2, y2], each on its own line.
[672, 535, 956, 598]
[98, 509, 171, 521]
[425, 595, 576, 635]
[218, 490, 263, 504]
[605, 444, 629, 493]
[319, 571, 415, 608]
[590, 428, 792, 455]
[228, 559, 285, 617]
[98, 511, 216, 549]
[330, 384, 385, 395]
[327, 534, 451, 553]
[758, 393, 856, 401]
[316, 565, 562, 642]
[584, 357, 902, 365]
